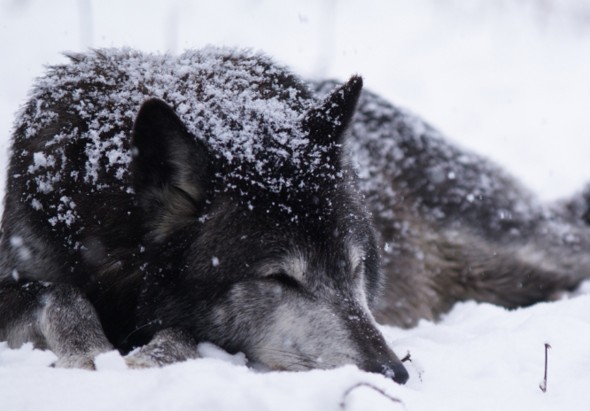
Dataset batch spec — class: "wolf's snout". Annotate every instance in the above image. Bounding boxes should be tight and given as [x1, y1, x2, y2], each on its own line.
[357, 340, 410, 384]
[385, 362, 409, 384]
[363, 358, 409, 384]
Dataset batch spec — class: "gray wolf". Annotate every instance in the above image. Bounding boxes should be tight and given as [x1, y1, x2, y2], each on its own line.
[0, 48, 408, 383]
[1, 49, 589, 384]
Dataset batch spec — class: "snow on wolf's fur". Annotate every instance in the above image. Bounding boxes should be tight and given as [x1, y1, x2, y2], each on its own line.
[15, 48, 334, 225]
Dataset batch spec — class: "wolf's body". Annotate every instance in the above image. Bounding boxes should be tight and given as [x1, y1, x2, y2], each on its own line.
[0, 49, 409, 382]
[326, 82, 590, 327]
[0, 49, 588, 383]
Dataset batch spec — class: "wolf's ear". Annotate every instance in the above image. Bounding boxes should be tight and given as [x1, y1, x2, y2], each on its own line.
[131, 99, 210, 241]
[302, 75, 362, 150]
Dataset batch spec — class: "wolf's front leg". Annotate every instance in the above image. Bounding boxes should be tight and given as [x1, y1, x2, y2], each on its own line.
[0, 280, 113, 369]
[125, 328, 199, 368]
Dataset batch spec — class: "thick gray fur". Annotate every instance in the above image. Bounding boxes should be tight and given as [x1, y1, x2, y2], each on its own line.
[317, 81, 590, 327]
[0, 49, 408, 383]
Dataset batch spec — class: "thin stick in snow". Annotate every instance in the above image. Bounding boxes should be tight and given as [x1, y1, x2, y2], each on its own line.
[539, 343, 551, 393]
[339, 382, 405, 410]
[401, 351, 423, 382]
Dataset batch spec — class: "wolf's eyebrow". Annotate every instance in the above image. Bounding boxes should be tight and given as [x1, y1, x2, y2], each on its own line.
[282, 253, 308, 282]
[256, 252, 308, 282]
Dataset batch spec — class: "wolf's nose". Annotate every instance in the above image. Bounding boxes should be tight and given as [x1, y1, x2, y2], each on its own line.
[366, 361, 409, 384]
[388, 363, 409, 384]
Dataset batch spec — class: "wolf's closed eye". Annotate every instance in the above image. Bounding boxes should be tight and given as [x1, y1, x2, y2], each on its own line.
[267, 272, 300, 289]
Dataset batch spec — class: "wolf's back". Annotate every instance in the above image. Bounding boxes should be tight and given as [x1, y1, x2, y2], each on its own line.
[314, 82, 590, 327]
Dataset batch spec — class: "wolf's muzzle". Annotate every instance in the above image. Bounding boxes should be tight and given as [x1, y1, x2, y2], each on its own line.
[365, 360, 409, 384]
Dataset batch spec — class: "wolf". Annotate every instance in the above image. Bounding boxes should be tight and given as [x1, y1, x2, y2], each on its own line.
[314, 81, 590, 328]
[1, 48, 588, 385]
[0, 48, 409, 383]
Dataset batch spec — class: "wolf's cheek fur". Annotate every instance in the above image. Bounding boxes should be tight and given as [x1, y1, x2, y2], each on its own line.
[201, 278, 408, 382]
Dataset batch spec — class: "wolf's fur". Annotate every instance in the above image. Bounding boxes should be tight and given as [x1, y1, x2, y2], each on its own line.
[316, 81, 590, 327]
[1, 49, 589, 384]
[558, 184, 590, 226]
[0, 49, 408, 382]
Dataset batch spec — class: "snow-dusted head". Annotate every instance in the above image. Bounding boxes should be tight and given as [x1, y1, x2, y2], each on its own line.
[130, 76, 408, 384]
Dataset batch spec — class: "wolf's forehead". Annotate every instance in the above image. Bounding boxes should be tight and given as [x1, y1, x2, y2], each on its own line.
[256, 239, 367, 280]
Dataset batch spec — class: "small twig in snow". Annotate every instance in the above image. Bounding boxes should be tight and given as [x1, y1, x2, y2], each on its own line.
[400, 351, 423, 382]
[539, 343, 551, 393]
[339, 382, 405, 410]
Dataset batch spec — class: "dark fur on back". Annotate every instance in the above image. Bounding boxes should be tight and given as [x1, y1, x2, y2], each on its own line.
[315, 81, 590, 327]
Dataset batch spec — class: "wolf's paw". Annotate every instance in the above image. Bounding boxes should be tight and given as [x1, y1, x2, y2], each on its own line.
[124, 345, 199, 369]
[51, 355, 96, 370]
[124, 352, 161, 369]
[124, 328, 200, 369]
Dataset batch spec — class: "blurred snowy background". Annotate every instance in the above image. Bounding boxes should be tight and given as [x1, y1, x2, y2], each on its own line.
[1, 1, 590, 411]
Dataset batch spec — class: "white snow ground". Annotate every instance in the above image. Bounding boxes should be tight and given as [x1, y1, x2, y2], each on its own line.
[1, 1, 590, 410]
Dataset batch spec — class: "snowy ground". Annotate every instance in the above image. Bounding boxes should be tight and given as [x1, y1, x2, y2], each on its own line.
[2, 294, 590, 411]
[2, 1, 590, 410]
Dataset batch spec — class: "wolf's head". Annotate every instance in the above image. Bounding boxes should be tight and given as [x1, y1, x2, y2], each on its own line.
[130, 77, 409, 384]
